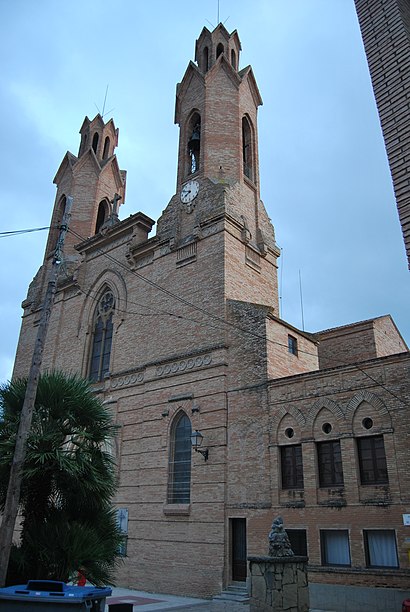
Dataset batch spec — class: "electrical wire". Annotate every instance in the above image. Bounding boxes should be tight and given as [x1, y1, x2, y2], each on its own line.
[65, 226, 408, 407]
[0, 226, 50, 237]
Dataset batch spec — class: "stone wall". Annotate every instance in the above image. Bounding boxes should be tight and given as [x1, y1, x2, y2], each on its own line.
[248, 556, 309, 612]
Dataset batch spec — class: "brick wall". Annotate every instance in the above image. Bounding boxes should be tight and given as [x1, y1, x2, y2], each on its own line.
[355, 0, 410, 267]
[317, 315, 407, 369]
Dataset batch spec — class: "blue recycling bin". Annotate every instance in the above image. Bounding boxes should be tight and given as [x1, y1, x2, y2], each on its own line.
[0, 580, 112, 611]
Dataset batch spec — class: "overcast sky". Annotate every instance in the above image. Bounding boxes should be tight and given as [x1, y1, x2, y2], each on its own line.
[0, 0, 409, 383]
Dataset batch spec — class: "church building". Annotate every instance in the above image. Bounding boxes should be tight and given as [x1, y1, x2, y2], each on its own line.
[12, 24, 410, 609]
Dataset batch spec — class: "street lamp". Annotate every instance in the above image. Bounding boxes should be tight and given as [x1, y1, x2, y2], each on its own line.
[191, 430, 209, 461]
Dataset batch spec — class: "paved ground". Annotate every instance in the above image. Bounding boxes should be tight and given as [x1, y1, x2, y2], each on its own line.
[106, 587, 328, 611]
[106, 587, 247, 611]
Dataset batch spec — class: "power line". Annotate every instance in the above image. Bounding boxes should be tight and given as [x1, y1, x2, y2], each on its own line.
[67, 227, 408, 407]
[0, 226, 50, 238]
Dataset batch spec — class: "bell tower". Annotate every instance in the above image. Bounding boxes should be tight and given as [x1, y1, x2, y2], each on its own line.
[157, 23, 280, 312]
[44, 114, 126, 265]
[174, 24, 263, 197]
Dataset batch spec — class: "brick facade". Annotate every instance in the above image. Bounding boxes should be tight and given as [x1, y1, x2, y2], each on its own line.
[355, 0, 410, 268]
[12, 23, 410, 604]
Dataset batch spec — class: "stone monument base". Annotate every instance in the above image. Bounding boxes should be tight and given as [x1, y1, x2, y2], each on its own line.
[248, 555, 309, 612]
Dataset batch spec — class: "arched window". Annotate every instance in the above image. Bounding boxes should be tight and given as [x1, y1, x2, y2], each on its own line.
[102, 136, 110, 160]
[92, 132, 99, 154]
[187, 113, 201, 175]
[216, 43, 224, 59]
[202, 46, 209, 72]
[95, 200, 108, 233]
[242, 116, 254, 181]
[79, 132, 88, 156]
[231, 49, 236, 69]
[89, 289, 115, 382]
[167, 412, 192, 504]
[47, 195, 66, 257]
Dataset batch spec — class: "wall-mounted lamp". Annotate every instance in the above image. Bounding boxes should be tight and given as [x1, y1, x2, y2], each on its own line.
[191, 430, 209, 461]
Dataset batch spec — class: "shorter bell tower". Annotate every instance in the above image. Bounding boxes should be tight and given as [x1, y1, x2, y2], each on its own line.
[44, 114, 126, 265]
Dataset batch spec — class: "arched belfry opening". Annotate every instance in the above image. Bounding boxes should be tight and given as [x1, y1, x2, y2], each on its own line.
[79, 132, 88, 156]
[102, 136, 110, 160]
[92, 132, 99, 154]
[231, 49, 237, 69]
[202, 46, 209, 72]
[242, 115, 254, 181]
[95, 199, 109, 233]
[216, 42, 224, 59]
[187, 113, 201, 175]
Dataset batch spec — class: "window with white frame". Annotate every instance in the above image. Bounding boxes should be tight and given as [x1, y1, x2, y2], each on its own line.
[320, 529, 351, 566]
[116, 508, 128, 557]
[364, 530, 398, 568]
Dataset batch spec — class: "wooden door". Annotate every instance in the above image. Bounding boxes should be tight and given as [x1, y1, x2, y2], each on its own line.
[231, 518, 247, 582]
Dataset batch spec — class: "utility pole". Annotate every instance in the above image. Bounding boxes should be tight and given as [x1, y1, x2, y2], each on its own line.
[0, 196, 73, 586]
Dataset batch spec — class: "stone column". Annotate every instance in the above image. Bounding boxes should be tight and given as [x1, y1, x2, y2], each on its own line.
[247, 555, 309, 612]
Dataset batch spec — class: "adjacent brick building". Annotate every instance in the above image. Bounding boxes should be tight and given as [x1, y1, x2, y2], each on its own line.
[12, 23, 410, 610]
[354, 0, 410, 268]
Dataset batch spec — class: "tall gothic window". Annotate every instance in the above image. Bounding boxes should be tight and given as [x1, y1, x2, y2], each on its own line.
[89, 289, 115, 382]
[167, 412, 192, 504]
[242, 116, 254, 181]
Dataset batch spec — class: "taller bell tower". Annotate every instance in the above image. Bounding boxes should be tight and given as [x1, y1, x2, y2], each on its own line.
[157, 23, 280, 312]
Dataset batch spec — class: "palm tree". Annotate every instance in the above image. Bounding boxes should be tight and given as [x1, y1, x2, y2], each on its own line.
[0, 371, 123, 586]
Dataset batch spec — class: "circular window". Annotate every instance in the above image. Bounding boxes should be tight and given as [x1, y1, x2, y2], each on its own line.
[322, 422, 332, 434]
[362, 417, 373, 430]
[285, 427, 294, 439]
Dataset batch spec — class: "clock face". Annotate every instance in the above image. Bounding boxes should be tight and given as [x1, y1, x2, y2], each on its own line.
[180, 180, 199, 204]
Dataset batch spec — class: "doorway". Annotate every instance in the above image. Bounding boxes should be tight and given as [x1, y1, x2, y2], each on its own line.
[231, 518, 247, 582]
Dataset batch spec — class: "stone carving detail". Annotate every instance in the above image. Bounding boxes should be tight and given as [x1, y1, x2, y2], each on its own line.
[111, 372, 144, 389]
[268, 516, 294, 557]
[156, 354, 212, 377]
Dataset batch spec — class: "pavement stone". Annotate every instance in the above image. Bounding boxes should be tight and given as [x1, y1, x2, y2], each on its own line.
[106, 587, 329, 611]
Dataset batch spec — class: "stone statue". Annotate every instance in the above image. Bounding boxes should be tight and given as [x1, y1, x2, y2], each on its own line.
[268, 516, 294, 557]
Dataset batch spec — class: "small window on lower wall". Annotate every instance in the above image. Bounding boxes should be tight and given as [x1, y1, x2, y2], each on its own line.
[320, 530, 351, 566]
[364, 530, 399, 568]
[286, 529, 307, 556]
[288, 334, 298, 356]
